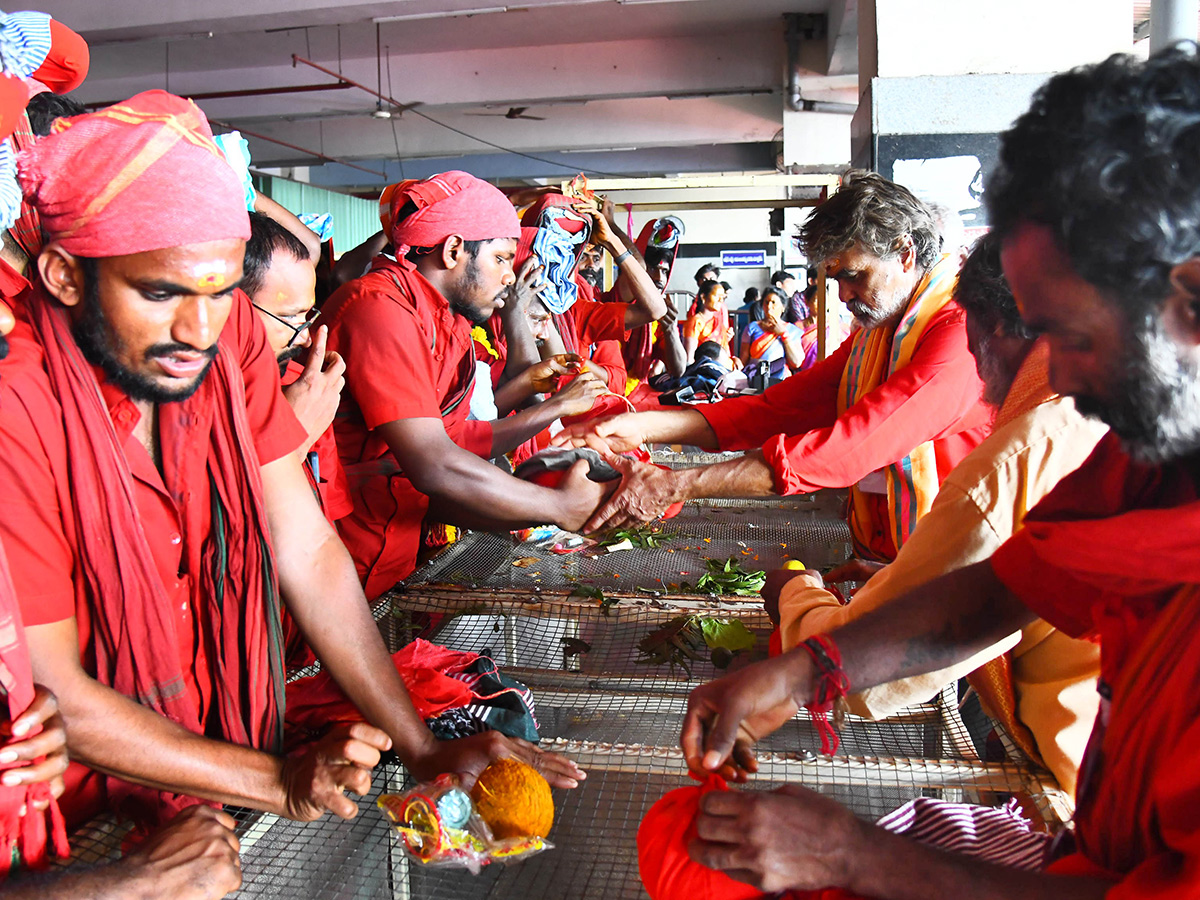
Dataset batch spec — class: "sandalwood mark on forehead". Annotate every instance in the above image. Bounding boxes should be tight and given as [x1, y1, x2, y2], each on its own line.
[192, 260, 228, 291]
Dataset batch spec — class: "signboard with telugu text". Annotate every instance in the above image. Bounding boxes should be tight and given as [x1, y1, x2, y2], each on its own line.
[719, 249, 767, 268]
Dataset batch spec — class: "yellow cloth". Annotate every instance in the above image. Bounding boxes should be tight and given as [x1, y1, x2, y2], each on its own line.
[838, 256, 961, 558]
[780, 341, 1107, 797]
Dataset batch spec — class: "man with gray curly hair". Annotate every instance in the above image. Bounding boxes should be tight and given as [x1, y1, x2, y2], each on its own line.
[555, 170, 990, 565]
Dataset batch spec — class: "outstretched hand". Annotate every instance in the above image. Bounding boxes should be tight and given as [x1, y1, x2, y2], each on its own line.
[124, 805, 244, 900]
[545, 369, 607, 418]
[526, 353, 584, 394]
[581, 454, 681, 532]
[280, 721, 391, 821]
[551, 411, 646, 455]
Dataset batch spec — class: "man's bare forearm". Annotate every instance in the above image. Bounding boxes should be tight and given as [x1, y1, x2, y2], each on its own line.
[676, 450, 777, 501]
[277, 532, 439, 765]
[847, 822, 1109, 900]
[634, 408, 719, 447]
[23, 631, 287, 814]
[489, 399, 567, 456]
[826, 560, 1036, 695]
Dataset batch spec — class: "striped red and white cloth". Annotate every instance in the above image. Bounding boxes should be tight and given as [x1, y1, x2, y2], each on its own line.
[878, 796, 1051, 871]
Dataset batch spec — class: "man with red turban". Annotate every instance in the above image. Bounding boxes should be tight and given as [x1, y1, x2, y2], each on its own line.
[0, 285, 245, 896]
[0, 93, 584, 833]
[640, 47, 1200, 900]
[324, 172, 615, 599]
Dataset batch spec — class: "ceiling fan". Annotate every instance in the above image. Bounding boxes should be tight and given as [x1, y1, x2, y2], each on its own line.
[465, 106, 546, 121]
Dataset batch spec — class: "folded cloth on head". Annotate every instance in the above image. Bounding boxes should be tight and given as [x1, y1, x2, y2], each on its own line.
[0, 11, 51, 79]
[17, 89, 249, 257]
[383, 170, 519, 266]
[213, 130, 255, 210]
[298, 212, 334, 242]
[531, 215, 588, 314]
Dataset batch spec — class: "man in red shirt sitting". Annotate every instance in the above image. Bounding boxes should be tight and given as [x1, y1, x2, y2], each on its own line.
[557, 173, 991, 562]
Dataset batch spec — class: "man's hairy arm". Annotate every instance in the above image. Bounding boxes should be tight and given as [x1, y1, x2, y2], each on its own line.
[834, 560, 1035, 693]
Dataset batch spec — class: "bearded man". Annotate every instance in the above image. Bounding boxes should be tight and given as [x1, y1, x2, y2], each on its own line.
[556, 172, 991, 559]
[0, 95, 584, 834]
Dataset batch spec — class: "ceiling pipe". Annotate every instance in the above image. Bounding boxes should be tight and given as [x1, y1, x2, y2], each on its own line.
[293, 54, 418, 114]
[783, 13, 851, 115]
[209, 119, 387, 177]
[85, 81, 352, 110]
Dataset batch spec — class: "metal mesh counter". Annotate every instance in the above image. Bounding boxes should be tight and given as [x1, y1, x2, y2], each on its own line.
[57, 489, 1069, 898]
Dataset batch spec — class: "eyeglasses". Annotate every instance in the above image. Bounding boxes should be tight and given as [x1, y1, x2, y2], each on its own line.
[252, 303, 320, 348]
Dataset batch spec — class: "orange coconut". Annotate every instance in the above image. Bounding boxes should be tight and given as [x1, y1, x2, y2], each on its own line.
[470, 758, 555, 839]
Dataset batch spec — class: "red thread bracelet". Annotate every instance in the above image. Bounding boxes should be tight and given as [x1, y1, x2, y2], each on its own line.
[800, 633, 850, 755]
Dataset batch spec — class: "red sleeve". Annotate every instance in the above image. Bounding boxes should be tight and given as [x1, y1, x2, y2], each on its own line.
[0, 363, 76, 626]
[455, 419, 494, 458]
[763, 309, 984, 494]
[571, 298, 627, 345]
[327, 284, 444, 428]
[228, 290, 306, 464]
[698, 337, 852, 451]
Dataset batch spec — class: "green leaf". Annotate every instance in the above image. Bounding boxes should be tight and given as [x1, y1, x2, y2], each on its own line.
[700, 618, 757, 652]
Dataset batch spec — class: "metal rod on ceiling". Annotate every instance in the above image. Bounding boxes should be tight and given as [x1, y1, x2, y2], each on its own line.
[84, 81, 353, 110]
[292, 54, 418, 113]
[210, 120, 386, 177]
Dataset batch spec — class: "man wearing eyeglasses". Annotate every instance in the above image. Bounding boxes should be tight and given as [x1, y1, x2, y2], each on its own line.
[243, 212, 351, 524]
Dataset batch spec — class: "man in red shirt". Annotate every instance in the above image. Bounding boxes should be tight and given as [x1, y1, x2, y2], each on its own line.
[0, 94, 583, 832]
[557, 173, 991, 561]
[642, 47, 1200, 900]
[243, 211, 351, 525]
[325, 172, 613, 600]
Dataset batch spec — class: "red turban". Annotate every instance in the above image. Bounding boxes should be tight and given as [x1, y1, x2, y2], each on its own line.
[638, 775, 765, 900]
[30, 18, 88, 94]
[386, 170, 519, 263]
[520, 191, 588, 234]
[17, 90, 250, 258]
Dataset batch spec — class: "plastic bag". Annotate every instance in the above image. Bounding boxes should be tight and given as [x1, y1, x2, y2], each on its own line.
[378, 774, 551, 874]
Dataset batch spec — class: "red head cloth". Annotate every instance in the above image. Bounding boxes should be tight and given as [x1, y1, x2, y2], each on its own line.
[514, 225, 538, 269]
[17, 89, 249, 258]
[520, 191, 588, 234]
[385, 170, 519, 266]
[30, 18, 88, 94]
[0, 74, 29, 142]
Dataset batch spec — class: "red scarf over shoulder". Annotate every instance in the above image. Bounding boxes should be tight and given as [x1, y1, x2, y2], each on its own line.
[28, 288, 285, 826]
[994, 435, 1200, 894]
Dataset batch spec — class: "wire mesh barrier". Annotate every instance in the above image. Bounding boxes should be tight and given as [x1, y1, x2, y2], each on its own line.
[55, 490, 1070, 898]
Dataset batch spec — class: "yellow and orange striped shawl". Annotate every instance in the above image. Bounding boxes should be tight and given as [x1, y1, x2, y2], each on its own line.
[837, 255, 960, 559]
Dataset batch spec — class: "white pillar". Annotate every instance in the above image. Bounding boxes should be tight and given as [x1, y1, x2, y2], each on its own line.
[1151, 0, 1199, 54]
